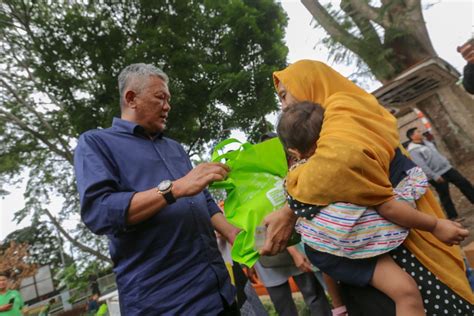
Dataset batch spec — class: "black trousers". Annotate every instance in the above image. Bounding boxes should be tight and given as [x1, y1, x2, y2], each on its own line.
[429, 168, 474, 219]
[266, 272, 331, 316]
[217, 298, 240, 316]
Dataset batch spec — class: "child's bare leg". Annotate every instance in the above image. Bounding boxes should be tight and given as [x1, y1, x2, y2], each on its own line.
[323, 273, 348, 316]
[323, 273, 344, 307]
[370, 254, 425, 316]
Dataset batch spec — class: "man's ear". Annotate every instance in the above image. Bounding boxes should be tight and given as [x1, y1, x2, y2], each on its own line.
[124, 90, 137, 109]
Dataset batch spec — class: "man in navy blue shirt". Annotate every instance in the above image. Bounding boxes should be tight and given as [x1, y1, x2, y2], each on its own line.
[74, 63, 239, 315]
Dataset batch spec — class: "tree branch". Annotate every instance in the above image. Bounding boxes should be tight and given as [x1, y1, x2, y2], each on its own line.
[341, 0, 382, 45]
[347, 0, 392, 28]
[8, 48, 76, 114]
[0, 108, 70, 161]
[6, 1, 79, 105]
[187, 137, 201, 156]
[301, 0, 364, 56]
[5, 5, 78, 112]
[0, 19, 27, 32]
[43, 208, 112, 264]
[404, 0, 419, 8]
[187, 116, 206, 156]
[0, 77, 74, 163]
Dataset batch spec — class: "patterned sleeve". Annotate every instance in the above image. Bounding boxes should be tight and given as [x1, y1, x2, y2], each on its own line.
[287, 194, 323, 220]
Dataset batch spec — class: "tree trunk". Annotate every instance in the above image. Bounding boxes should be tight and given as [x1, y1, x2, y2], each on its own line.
[384, 41, 474, 164]
[300, 0, 474, 163]
[416, 85, 474, 164]
[353, 3, 474, 162]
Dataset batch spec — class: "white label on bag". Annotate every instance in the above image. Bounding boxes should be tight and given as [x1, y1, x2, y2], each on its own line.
[266, 179, 286, 207]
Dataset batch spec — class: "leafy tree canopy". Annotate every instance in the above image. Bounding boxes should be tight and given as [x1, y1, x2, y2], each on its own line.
[2, 222, 72, 272]
[0, 0, 288, 262]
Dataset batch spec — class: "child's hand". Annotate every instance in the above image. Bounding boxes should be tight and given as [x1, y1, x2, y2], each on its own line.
[242, 266, 259, 284]
[432, 219, 469, 246]
[291, 251, 313, 273]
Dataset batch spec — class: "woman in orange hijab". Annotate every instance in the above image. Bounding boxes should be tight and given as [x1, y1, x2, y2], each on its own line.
[263, 60, 473, 315]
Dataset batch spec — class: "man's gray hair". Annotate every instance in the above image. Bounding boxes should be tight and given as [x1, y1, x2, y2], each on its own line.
[118, 63, 169, 107]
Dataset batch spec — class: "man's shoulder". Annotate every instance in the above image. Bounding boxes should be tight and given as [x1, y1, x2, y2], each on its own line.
[407, 142, 424, 152]
[78, 127, 115, 143]
[81, 126, 114, 137]
[75, 129, 117, 155]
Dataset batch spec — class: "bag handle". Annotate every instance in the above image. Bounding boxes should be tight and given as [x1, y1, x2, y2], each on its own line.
[211, 138, 251, 162]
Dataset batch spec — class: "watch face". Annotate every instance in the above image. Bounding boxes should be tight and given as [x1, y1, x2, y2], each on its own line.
[158, 180, 172, 191]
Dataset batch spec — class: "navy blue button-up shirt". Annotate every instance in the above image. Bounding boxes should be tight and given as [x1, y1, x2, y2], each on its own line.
[74, 118, 235, 315]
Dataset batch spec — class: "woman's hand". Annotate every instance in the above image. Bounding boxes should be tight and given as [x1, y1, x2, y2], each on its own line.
[260, 204, 297, 256]
[431, 219, 469, 246]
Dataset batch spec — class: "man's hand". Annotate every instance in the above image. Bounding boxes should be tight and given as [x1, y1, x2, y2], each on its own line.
[225, 225, 241, 245]
[287, 246, 313, 273]
[458, 40, 474, 64]
[173, 162, 229, 198]
[435, 176, 445, 183]
[259, 205, 297, 256]
[431, 218, 469, 246]
[211, 212, 241, 245]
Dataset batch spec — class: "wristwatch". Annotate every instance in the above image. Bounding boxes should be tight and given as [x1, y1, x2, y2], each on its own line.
[157, 180, 176, 205]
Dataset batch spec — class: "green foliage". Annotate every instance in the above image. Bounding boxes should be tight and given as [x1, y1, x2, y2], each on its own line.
[56, 261, 112, 295]
[1, 222, 71, 272]
[0, 0, 288, 262]
[56, 264, 88, 298]
[260, 294, 311, 316]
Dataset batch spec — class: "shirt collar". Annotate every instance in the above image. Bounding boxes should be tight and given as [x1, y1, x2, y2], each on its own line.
[112, 117, 163, 139]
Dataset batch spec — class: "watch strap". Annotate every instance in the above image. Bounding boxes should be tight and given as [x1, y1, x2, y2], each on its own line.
[162, 190, 176, 204]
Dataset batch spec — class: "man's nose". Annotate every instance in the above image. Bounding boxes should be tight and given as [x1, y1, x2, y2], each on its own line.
[163, 101, 171, 111]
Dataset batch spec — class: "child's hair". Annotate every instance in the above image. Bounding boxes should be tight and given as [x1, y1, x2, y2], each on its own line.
[277, 101, 325, 154]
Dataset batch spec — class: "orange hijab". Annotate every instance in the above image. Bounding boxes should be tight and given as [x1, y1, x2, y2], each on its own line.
[274, 60, 399, 206]
[273, 60, 473, 303]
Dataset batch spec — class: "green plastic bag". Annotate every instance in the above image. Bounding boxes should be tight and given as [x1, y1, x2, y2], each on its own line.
[210, 137, 288, 267]
[96, 303, 108, 316]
